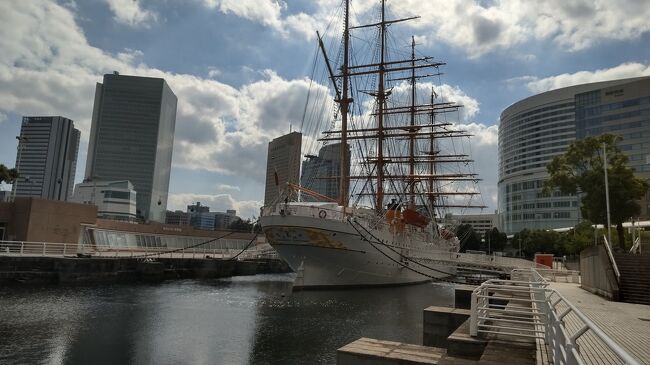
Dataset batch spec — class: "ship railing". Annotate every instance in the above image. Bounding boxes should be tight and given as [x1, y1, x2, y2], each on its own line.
[262, 203, 349, 221]
[470, 268, 640, 365]
[0, 240, 277, 260]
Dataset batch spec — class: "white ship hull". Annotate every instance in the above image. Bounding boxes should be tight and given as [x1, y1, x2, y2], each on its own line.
[260, 205, 458, 289]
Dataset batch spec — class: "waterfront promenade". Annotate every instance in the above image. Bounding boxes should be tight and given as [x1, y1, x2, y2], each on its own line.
[549, 282, 650, 364]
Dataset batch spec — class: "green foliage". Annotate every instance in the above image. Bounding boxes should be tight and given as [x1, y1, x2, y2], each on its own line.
[545, 134, 649, 247]
[456, 224, 481, 252]
[0, 164, 18, 184]
[228, 218, 262, 233]
[483, 227, 507, 253]
[512, 221, 599, 258]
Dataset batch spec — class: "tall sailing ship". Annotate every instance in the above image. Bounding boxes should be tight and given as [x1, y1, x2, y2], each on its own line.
[260, 0, 486, 288]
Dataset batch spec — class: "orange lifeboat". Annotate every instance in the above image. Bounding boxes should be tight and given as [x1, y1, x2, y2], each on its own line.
[403, 208, 430, 228]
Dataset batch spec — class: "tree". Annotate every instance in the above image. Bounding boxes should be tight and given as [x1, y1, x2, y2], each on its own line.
[455, 224, 482, 252]
[483, 227, 507, 253]
[0, 164, 18, 184]
[545, 134, 648, 248]
[228, 218, 262, 233]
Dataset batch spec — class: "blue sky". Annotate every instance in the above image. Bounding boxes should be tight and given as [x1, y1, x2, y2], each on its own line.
[1, 0, 650, 218]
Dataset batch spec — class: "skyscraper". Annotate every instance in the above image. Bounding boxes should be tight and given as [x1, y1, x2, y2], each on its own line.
[85, 73, 177, 223]
[264, 132, 302, 206]
[301, 143, 350, 201]
[12, 116, 80, 201]
[498, 76, 650, 234]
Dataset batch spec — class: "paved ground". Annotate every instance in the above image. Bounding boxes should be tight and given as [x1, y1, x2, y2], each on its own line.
[549, 282, 650, 365]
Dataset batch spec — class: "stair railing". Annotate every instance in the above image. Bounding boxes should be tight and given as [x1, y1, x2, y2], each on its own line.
[603, 235, 620, 282]
[629, 237, 641, 254]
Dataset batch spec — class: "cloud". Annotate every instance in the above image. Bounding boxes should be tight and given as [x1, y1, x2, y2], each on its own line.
[0, 112, 6, 124]
[168, 193, 262, 219]
[201, 0, 286, 34]
[196, 0, 650, 57]
[521, 62, 650, 93]
[455, 122, 499, 212]
[216, 184, 241, 192]
[0, 1, 333, 215]
[0, 1, 496, 215]
[390, 81, 480, 122]
[105, 0, 158, 27]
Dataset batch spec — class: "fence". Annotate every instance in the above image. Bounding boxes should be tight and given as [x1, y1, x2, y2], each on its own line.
[0, 240, 277, 260]
[470, 268, 640, 365]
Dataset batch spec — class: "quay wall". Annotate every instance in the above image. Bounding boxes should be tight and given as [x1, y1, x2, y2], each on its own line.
[0, 256, 292, 285]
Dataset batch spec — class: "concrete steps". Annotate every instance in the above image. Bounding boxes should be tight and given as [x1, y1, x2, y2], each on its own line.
[613, 253, 650, 305]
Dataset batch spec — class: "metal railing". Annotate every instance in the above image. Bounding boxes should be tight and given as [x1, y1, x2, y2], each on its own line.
[0, 240, 278, 260]
[470, 268, 640, 365]
[629, 237, 641, 254]
[603, 236, 620, 281]
[535, 268, 581, 284]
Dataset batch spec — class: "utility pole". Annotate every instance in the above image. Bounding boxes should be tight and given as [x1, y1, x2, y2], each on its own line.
[603, 143, 612, 245]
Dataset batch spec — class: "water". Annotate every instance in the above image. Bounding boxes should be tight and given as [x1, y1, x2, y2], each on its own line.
[0, 274, 453, 365]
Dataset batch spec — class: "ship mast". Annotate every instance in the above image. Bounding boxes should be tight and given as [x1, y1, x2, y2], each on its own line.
[428, 87, 437, 213]
[316, 0, 486, 213]
[339, 0, 351, 208]
[409, 36, 416, 206]
[375, 0, 387, 212]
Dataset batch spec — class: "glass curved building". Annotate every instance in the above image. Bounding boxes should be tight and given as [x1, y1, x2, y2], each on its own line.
[498, 77, 650, 234]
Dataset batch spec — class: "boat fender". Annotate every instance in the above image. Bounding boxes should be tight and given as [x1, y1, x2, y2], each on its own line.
[319, 210, 327, 218]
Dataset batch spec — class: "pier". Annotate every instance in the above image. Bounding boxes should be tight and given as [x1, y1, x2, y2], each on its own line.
[338, 268, 646, 365]
[0, 240, 291, 285]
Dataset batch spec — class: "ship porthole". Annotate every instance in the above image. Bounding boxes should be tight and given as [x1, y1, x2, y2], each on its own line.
[318, 210, 327, 218]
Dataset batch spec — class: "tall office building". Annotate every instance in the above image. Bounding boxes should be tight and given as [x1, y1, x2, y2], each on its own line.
[264, 132, 302, 205]
[301, 143, 350, 201]
[12, 116, 80, 201]
[85, 73, 177, 223]
[498, 77, 650, 234]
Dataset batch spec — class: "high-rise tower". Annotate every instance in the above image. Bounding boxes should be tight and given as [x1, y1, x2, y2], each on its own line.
[85, 73, 177, 222]
[12, 116, 80, 201]
[264, 132, 302, 206]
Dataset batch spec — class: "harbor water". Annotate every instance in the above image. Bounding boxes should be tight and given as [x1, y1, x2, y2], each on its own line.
[0, 273, 453, 365]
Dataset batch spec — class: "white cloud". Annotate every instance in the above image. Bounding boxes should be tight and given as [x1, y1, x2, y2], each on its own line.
[207, 67, 221, 78]
[454, 122, 499, 212]
[168, 193, 262, 219]
[105, 0, 158, 27]
[522, 62, 650, 93]
[0, 112, 7, 124]
[201, 0, 286, 34]
[0, 1, 333, 215]
[197, 0, 650, 57]
[216, 184, 241, 192]
[0, 1, 497, 215]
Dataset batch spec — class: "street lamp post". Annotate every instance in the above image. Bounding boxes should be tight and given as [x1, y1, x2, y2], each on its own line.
[603, 143, 612, 245]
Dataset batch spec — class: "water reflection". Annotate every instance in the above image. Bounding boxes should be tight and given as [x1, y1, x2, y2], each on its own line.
[0, 275, 453, 365]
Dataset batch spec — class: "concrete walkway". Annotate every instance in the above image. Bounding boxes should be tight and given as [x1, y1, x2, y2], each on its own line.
[549, 282, 650, 365]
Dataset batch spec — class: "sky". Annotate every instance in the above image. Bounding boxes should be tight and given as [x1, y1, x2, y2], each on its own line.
[1, 0, 650, 219]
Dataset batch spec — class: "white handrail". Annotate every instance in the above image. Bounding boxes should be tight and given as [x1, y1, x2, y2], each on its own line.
[470, 268, 640, 365]
[603, 235, 620, 280]
[0, 240, 278, 260]
[629, 237, 640, 254]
